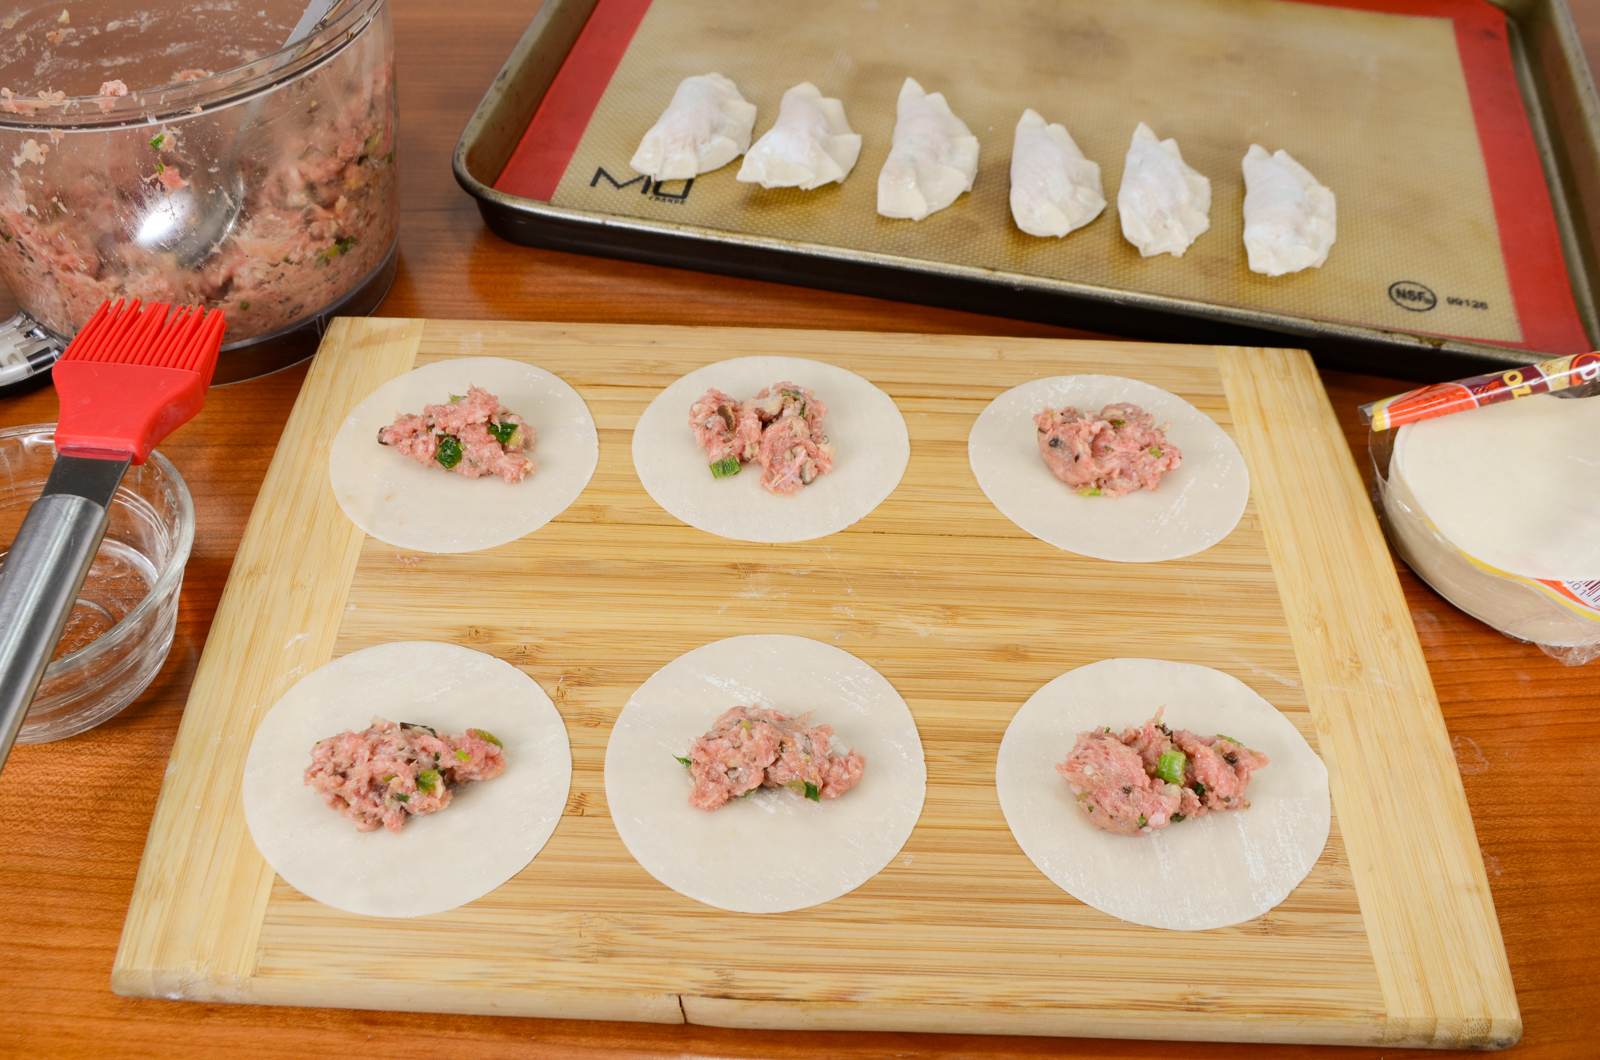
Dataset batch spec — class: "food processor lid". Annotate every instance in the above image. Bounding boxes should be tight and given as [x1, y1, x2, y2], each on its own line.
[0, 0, 381, 126]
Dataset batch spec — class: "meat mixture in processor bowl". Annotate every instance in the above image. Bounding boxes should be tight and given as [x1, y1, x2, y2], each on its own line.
[0, 0, 399, 346]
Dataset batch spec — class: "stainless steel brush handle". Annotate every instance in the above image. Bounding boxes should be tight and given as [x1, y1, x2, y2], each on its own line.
[0, 455, 129, 770]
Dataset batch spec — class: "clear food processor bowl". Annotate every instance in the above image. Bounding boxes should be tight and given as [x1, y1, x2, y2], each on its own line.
[0, 0, 397, 383]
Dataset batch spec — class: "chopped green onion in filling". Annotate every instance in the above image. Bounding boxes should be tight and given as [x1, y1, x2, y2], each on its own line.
[1156, 748, 1187, 785]
[1077, 486, 1103, 497]
[416, 768, 441, 794]
[487, 421, 519, 447]
[785, 780, 823, 801]
[435, 435, 463, 469]
[674, 755, 691, 767]
[1148, 446, 1163, 457]
[454, 749, 471, 762]
[316, 235, 357, 264]
[469, 728, 502, 747]
[710, 456, 741, 479]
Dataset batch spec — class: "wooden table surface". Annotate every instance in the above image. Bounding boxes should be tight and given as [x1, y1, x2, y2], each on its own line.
[1, 3, 1596, 1057]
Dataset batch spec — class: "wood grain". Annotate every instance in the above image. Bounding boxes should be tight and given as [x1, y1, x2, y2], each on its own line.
[111, 318, 423, 1000]
[0, 1, 1596, 1058]
[109, 320, 1507, 1047]
[1216, 350, 1516, 1048]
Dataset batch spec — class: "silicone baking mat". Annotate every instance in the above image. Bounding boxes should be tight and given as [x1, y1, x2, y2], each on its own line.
[495, 0, 1591, 356]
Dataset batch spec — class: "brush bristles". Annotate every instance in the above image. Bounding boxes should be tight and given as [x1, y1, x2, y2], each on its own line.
[61, 299, 225, 372]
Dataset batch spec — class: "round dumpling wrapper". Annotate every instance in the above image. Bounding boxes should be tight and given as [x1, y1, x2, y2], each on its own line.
[968, 375, 1249, 562]
[996, 657, 1329, 931]
[330, 357, 598, 553]
[605, 634, 926, 913]
[243, 641, 572, 918]
[1393, 392, 1600, 581]
[631, 356, 909, 543]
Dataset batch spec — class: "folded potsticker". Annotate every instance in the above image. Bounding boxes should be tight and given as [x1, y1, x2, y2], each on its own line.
[631, 73, 758, 181]
[737, 82, 861, 190]
[1010, 108, 1105, 238]
[876, 77, 979, 221]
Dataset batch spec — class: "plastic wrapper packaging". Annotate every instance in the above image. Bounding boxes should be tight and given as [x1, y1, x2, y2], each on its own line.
[1366, 363, 1600, 666]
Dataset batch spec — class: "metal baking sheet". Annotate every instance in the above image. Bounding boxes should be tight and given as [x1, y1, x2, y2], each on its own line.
[454, 0, 1600, 377]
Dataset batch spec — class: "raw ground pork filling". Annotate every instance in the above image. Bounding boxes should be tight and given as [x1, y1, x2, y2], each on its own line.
[1057, 711, 1268, 836]
[1035, 402, 1182, 497]
[689, 381, 835, 495]
[688, 387, 762, 466]
[305, 718, 506, 833]
[377, 385, 534, 483]
[681, 705, 866, 810]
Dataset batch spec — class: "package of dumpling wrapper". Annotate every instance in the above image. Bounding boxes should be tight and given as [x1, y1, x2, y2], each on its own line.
[1365, 353, 1600, 665]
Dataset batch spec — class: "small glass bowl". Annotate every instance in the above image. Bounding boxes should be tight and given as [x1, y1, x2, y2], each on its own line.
[0, 424, 194, 743]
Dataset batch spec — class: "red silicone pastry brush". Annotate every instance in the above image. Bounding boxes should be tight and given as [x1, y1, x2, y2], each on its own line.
[0, 300, 224, 770]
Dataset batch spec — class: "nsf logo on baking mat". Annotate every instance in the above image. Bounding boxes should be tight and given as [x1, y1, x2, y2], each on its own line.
[1387, 280, 1438, 312]
[1387, 280, 1490, 313]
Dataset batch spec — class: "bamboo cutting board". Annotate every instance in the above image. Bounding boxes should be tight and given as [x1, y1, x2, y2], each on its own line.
[113, 319, 1517, 1048]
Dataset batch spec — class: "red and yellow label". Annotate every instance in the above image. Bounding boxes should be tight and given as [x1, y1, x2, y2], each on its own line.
[1366, 351, 1600, 432]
